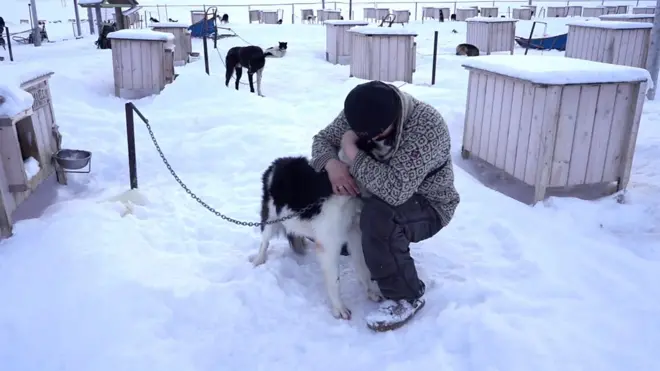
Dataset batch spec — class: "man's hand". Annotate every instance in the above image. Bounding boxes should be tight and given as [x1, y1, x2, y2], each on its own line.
[340, 130, 360, 162]
[325, 159, 360, 196]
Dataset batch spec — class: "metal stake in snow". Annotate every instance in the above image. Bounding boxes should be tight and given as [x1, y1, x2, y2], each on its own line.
[30, 0, 42, 46]
[646, 1, 660, 100]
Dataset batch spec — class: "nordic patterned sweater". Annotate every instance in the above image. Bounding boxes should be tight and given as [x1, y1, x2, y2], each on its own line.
[311, 87, 460, 227]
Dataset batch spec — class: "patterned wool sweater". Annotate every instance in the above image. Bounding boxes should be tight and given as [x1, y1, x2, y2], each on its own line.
[311, 88, 460, 227]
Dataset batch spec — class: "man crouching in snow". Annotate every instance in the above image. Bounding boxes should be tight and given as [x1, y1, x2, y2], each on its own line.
[310, 80, 460, 332]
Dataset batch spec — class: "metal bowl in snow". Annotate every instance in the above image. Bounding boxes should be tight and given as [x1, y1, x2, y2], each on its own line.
[53, 149, 92, 170]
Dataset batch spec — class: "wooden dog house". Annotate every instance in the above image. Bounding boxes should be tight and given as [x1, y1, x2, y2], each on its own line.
[348, 26, 417, 83]
[0, 71, 67, 237]
[461, 55, 649, 204]
[151, 22, 192, 66]
[108, 29, 176, 99]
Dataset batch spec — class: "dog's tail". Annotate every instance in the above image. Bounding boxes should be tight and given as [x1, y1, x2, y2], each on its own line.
[287, 234, 307, 255]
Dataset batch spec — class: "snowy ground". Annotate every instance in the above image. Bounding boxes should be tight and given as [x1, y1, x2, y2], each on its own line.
[1, 6, 660, 371]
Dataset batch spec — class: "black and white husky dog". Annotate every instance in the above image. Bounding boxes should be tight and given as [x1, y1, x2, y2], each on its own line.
[251, 137, 394, 319]
[225, 45, 266, 96]
[264, 41, 287, 58]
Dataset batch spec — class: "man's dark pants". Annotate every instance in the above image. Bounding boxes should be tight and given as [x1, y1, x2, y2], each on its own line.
[360, 194, 443, 302]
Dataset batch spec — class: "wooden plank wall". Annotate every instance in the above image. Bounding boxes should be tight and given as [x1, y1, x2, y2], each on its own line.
[565, 26, 651, 69]
[512, 8, 532, 20]
[480, 7, 498, 17]
[112, 39, 165, 99]
[547, 6, 568, 17]
[567, 6, 583, 16]
[582, 7, 606, 17]
[456, 8, 478, 21]
[466, 21, 516, 55]
[350, 34, 415, 83]
[152, 27, 188, 66]
[462, 70, 645, 195]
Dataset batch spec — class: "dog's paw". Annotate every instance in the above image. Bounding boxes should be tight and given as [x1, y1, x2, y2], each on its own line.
[332, 305, 352, 320]
[248, 253, 267, 267]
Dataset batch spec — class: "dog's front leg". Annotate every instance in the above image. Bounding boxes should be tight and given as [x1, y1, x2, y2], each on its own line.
[315, 238, 351, 319]
[247, 72, 256, 93]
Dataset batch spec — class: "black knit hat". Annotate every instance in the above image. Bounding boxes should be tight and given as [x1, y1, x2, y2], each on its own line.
[343, 81, 402, 138]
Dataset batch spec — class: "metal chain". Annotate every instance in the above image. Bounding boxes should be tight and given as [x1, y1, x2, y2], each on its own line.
[141, 118, 326, 227]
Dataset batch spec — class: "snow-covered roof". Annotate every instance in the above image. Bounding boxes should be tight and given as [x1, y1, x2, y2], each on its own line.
[324, 20, 369, 26]
[151, 22, 190, 28]
[599, 14, 654, 19]
[78, 0, 103, 4]
[566, 20, 653, 29]
[348, 25, 418, 36]
[107, 29, 175, 41]
[461, 55, 652, 87]
[466, 16, 518, 23]
[0, 81, 34, 119]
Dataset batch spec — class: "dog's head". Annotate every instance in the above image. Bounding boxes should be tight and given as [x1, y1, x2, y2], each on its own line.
[278, 41, 288, 50]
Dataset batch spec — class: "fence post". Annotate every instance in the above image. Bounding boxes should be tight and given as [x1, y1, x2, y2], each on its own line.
[431, 31, 438, 85]
[291, 3, 295, 23]
[414, 2, 418, 21]
[6, 27, 14, 62]
[125, 103, 139, 190]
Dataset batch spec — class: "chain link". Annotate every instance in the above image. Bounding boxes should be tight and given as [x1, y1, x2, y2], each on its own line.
[141, 118, 325, 227]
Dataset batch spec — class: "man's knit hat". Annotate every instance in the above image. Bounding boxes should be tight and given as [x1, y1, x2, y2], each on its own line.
[343, 80, 402, 138]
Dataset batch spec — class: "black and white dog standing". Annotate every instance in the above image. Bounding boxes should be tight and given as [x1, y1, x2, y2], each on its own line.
[225, 45, 265, 96]
[251, 138, 395, 319]
[264, 41, 288, 58]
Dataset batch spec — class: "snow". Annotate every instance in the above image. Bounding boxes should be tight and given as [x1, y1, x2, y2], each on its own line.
[77, 0, 102, 4]
[349, 25, 418, 36]
[1, 11, 660, 371]
[465, 17, 518, 23]
[461, 55, 652, 87]
[151, 22, 190, 28]
[324, 20, 370, 26]
[599, 14, 655, 20]
[23, 157, 41, 180]
[107, 29, 175, 41]
[0, 79, 34, 118]
[566, 20, 653, 29]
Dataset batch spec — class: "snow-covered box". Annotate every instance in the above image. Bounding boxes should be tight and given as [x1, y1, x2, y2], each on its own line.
[0, 71, 68, 237]
[465, 17, 517, 55]
[632, 6, 655, 14]
[567, 6, 582, 16]
[479, 7, 498, 18]
[151, 22, 193, 67]
[512, 8, 532, 20]
[599, 14, 654, 23]
[461, 55, 650, 204]
[348, 26, 417, 83]
[456, 8, 478, 21]
[565, 21, 652, 69]
[324, 20, 368, 65]
[547, 6, 568, 17]
[582, 7, 606, 17]
[108, 29, 176, 100]
[421, 7, 450, 22]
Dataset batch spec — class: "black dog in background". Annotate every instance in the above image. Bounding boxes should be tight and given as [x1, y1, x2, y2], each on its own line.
[225, 45, 266, 96]
[220, 13, 229, 23]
